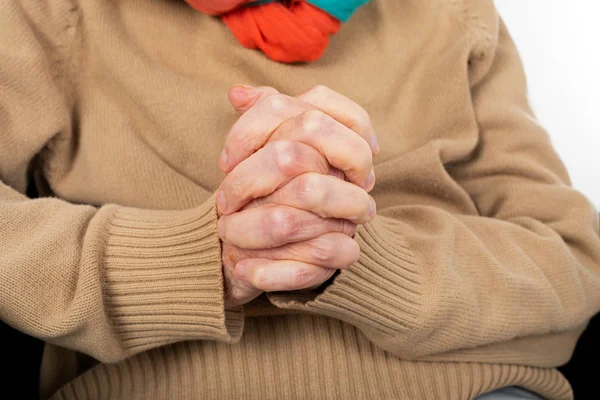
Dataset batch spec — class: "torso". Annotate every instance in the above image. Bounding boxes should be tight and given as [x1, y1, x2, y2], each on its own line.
[45, 0, 477, 215]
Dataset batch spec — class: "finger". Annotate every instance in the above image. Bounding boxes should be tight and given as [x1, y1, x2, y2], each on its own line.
[217, 140, 332, 215]
[218, 204, 356, 249]
[298, 85, 379, 154]
[270, 109, 375, 191]
[230, 233, 360, 270]
[235, 259, 337, 292]
[259, 173, 376, 224]
[220, 93, 309, 172]
[228, 85, 280, 114]
[222, 87, 379, 173]
[222, 256, 262, 309]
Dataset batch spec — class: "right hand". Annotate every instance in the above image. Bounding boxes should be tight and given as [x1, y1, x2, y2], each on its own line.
[218, 140, 376, 309]
[218, 87, 379, 309]
[218, 85, 379, 204]
[221, 211, 360, 309]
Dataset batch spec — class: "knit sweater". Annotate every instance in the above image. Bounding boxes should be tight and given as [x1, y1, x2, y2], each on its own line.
[1, 0, 599, 399]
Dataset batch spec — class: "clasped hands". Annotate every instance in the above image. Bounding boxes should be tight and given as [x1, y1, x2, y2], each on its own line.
[218, 85, 379, 309]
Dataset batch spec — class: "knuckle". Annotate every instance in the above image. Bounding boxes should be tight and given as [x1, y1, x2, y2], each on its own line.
[272, 141, 302, 177]
[308, 85, 332, 99]
[232, 131, 263, 155]
[310, 238, 335, 262]
[300, 109, 329, 135]
[253, 268, 275, 290]
[267, 207, 296, 244]
[294, 174, 325, 208]
[229, 178, 245, 198]
[263, 94, 291, 113]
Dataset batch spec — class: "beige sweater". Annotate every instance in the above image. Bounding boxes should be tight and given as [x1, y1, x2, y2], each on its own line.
[1, 0, 599, 399]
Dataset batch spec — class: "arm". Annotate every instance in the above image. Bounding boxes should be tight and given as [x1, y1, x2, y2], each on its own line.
[266, 14, 600, 366]
[0, 0, 242, 363]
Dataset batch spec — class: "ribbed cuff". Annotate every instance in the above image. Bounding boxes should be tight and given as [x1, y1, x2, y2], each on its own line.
[103, 194, 243, 356]
[267, 217, 423, 349]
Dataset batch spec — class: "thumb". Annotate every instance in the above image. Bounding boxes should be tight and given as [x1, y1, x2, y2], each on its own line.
[228, 85, 280, 113]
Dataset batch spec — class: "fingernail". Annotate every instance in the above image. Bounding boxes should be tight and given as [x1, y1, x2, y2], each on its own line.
[217, 190, 227, 213]
[229, 86, 256, 106]
[235, 262, 249, 280]
[370, 136, 380, 155]
[219, 149, 229, 170]
[231, 84, 254, 92]
[217, 218, 226, 238]
[369, 197, 376, 219]
[237, 84, 256, 94]
[365, 168, 376, 190]
[235, 85, 253, 93]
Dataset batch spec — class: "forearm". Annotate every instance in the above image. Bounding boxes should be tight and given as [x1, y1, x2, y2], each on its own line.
[1, 186, 243, 362]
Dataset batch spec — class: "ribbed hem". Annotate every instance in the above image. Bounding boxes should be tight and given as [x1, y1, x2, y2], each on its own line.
[51, 315, 573, 400]
[267, 217, 424, 354]
[103, 194, 243, 357]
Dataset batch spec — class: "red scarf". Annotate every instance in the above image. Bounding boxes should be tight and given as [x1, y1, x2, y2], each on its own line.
[185, 0, 341, 63]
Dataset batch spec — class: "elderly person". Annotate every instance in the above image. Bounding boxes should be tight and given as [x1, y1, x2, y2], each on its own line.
[1, 0, 599, 399]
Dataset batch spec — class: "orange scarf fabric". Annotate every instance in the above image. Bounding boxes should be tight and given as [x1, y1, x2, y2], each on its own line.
[187, 0, 341, 63]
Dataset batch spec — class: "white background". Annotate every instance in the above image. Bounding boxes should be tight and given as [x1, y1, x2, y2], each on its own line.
[495, 1, 599, 206]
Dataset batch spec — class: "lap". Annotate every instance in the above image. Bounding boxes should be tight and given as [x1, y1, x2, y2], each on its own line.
[475, 387, 544, 400]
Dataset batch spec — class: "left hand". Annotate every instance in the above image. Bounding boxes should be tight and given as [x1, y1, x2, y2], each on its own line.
[218, 85, 378, 306]
[217, 85, 380, 215]
[218, 140, 373, 308]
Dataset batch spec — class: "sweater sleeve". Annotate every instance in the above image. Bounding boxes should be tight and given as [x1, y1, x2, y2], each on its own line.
[267, 13, 600, 365]
[0, 0, 242, 363]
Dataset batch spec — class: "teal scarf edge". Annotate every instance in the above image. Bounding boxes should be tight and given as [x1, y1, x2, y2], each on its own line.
[244, 0, 369, 22]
